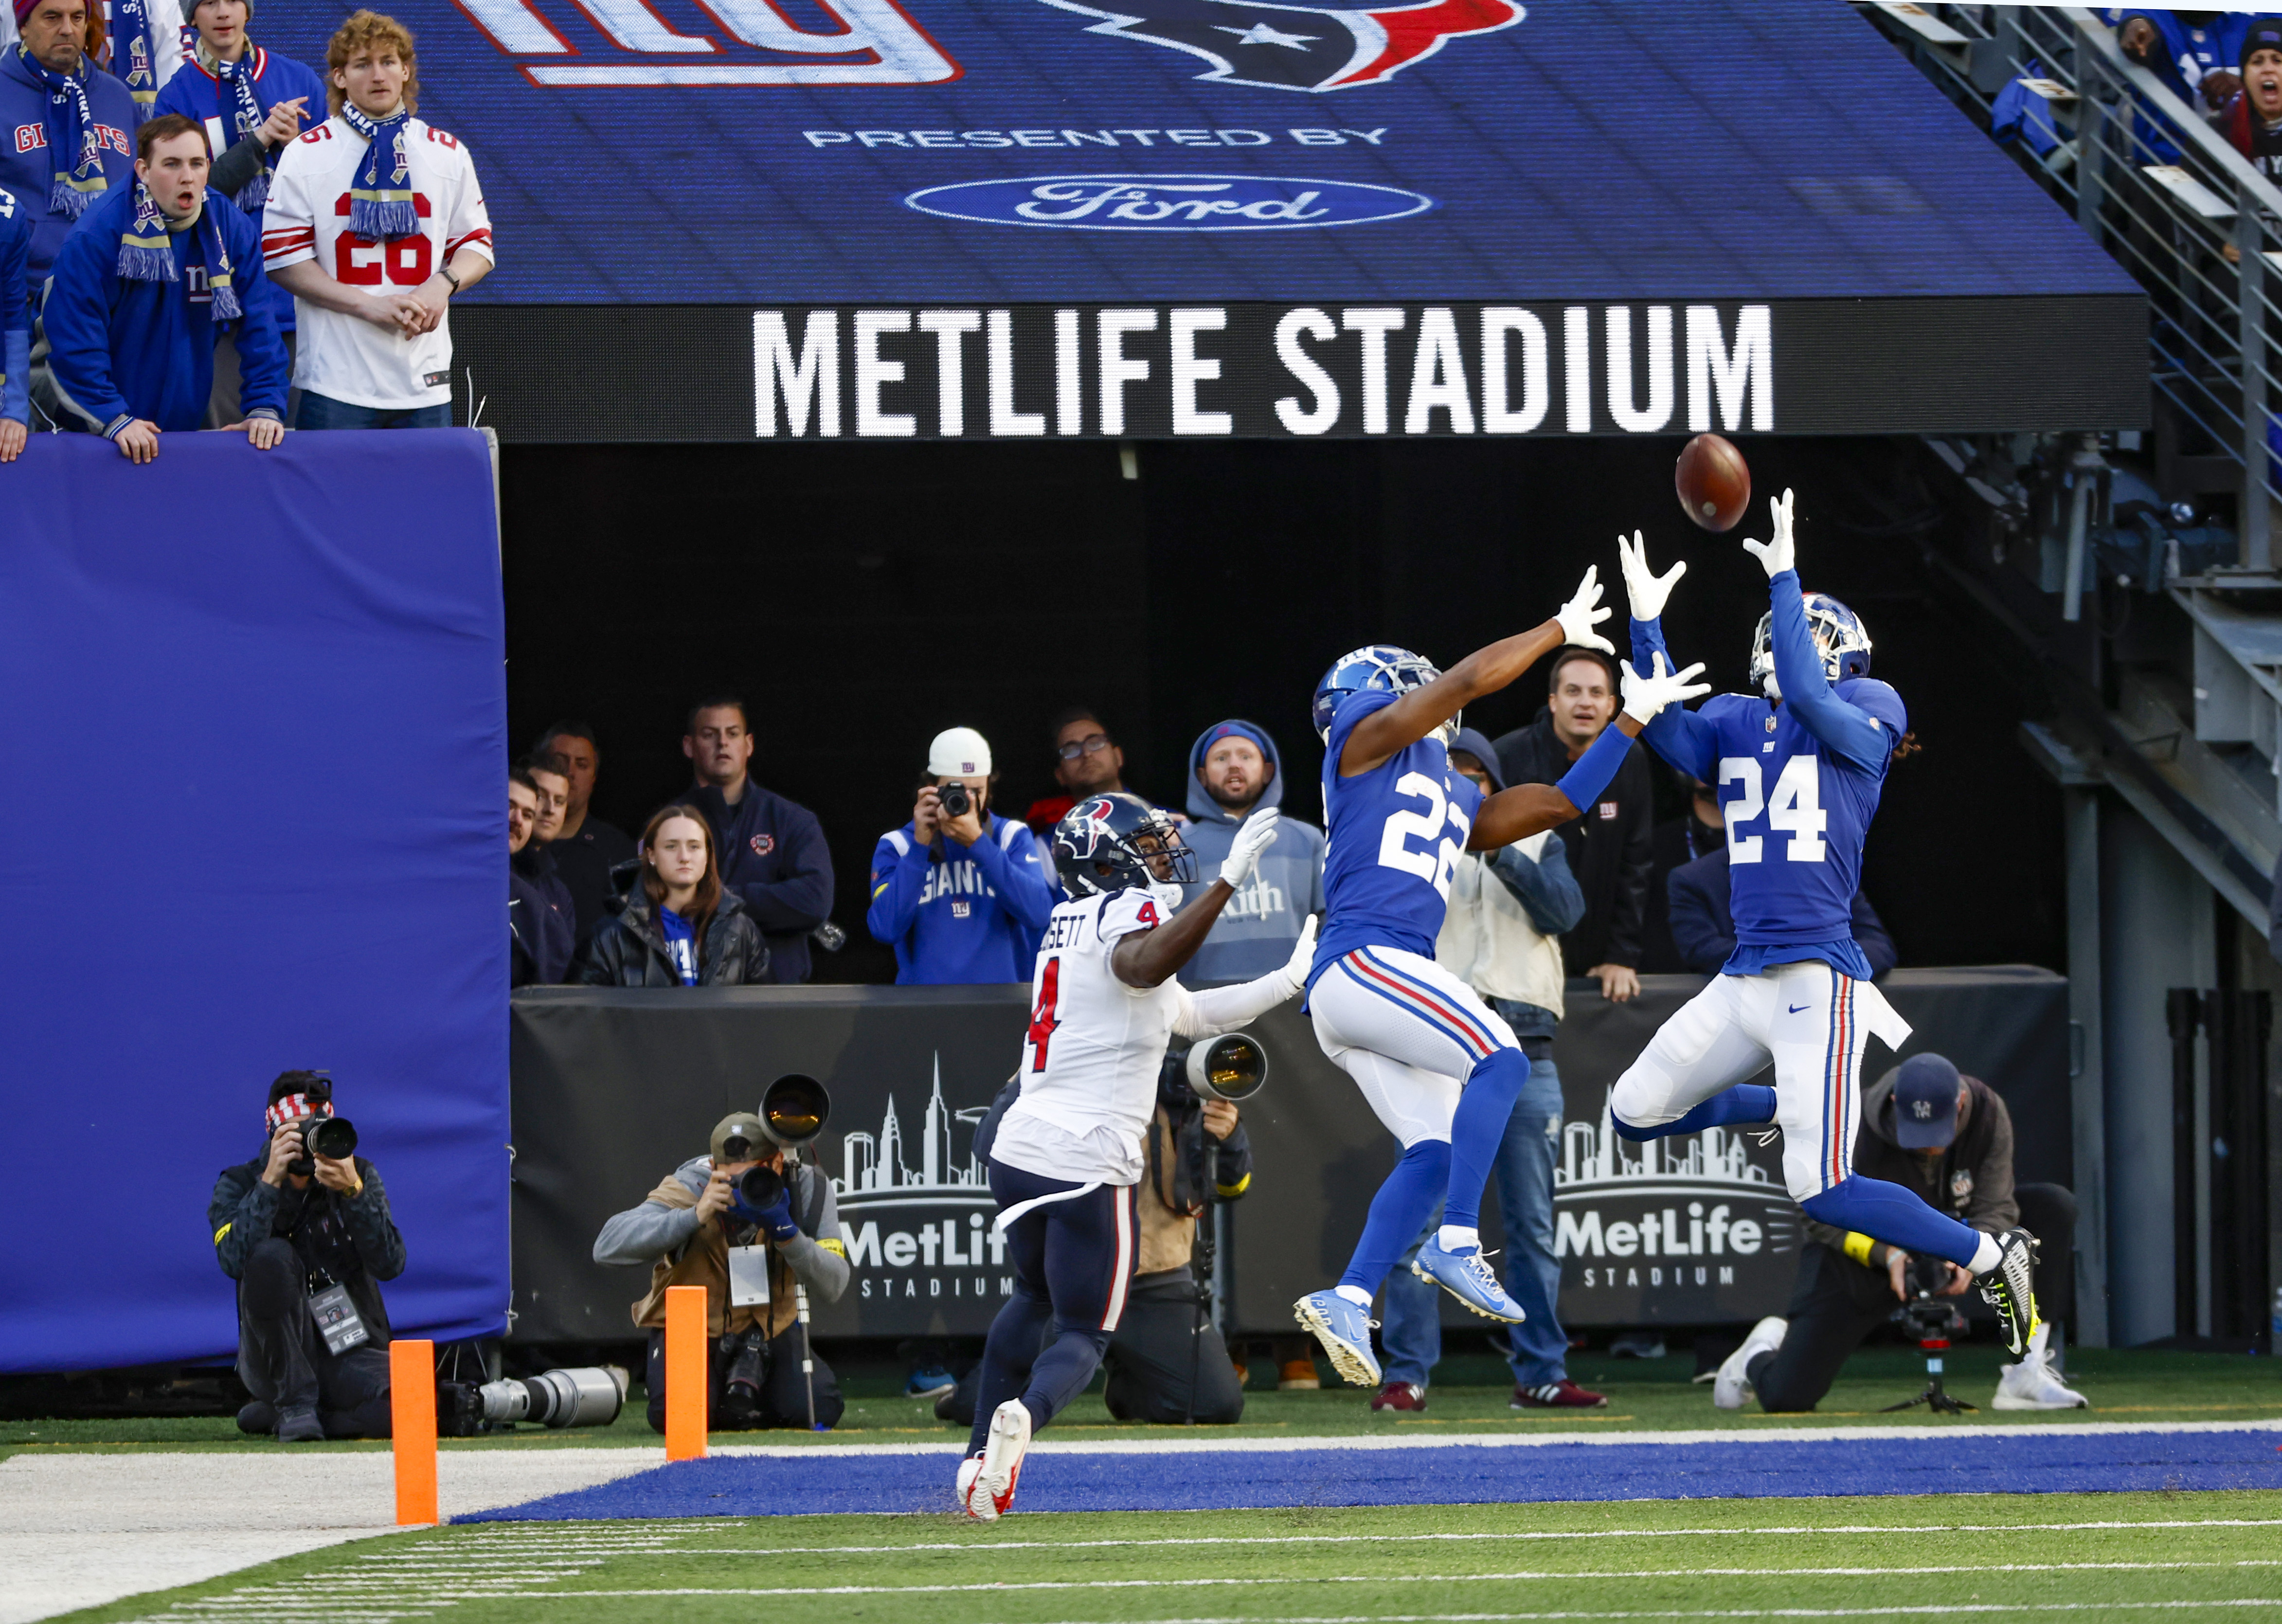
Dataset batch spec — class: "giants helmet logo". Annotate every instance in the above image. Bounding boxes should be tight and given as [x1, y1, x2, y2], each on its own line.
[1039, 0, 1524, 91]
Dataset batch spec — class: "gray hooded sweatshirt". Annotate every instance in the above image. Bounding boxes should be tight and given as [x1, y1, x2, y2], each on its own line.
[1178, 721, 1327, 985]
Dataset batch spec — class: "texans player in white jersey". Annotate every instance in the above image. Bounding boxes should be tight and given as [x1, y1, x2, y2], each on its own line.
[1293, 570, 1712, 1387]
[958, 792, 1315, 1520]
[1611, 493, 2042, 1368]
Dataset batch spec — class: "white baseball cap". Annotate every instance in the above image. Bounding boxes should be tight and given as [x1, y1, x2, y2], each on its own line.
[927, 726, 993, 778]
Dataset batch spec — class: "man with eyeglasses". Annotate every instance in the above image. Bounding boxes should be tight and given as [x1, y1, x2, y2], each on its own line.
[1025, 708, 1139, 837]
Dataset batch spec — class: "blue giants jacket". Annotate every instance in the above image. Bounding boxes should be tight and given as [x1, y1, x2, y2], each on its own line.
[866, 812, 1056, 985]
[152, 45, 327, 332]
[43, 182, 287, 433]
[1176, 721, 1326, 986]
[0, 46, 141, 284]
[0, 186, 27, 423]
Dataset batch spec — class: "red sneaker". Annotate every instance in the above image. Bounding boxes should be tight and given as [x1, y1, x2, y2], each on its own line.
[1369, 1381, 1427, 1413]
[1512, 1379, 1608, 1409]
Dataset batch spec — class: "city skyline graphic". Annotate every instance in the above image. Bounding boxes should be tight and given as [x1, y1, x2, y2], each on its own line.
[832, 1055, 995, 1209]
[1557, 1092, 1779, 1192]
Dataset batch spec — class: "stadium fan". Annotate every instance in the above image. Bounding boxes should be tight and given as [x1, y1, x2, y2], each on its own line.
[1376, 728, 1604, 1414]
[1491, 647, 1656, 1004]
[593, 1108, 851, 1432]
[674, 696, 833, 985]
[261, 9, 492, 431]
[208, 1071, 404, 1442]
[2118, 9, 2257, 111]
[511, 758, 575, 986]
[1712, 1054, 2086, 1414]
[152, 0, 322, 422]
[1637, 770, 1724, 974]
[1667, 843, 1897, 978]
[509, 766, 572, 988]
[41, 112, 286, 459]
[867, 726, 1057, 985]
[577, 805, 770, 987]
[1178, 720, 1324, 986]
[91, 0, 183, 109]
[1, 180, 25, 459]
[537, 720, 637, 945]
[2220, 18, 2282, 180]
[0, 0, 143, 396]
[1024, 707, 1136, 837]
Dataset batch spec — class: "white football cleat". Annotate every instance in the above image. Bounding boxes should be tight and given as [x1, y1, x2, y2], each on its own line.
[1714, 1316, 1788, 1411]
[965, 1398, 1031, 1519]
[955, 1453, 988, 1518]
[1993, 1322, 2087, 1411]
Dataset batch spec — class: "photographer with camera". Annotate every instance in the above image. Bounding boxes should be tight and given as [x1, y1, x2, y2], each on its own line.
[1711, 1052, 2084, 1413]
[208, 1072, 404, 1442]
[593, 1091, 850, 1431]
[866, 727, 1056, 985]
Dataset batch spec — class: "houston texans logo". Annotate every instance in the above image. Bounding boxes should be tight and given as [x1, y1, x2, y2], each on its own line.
[1073, 796, 1119, 851]
[1039, 0, 1524, 91]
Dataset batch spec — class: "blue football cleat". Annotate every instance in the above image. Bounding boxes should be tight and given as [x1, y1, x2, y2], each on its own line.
[1414, 1238, 1527, 1323]
[1293, 1290, 1382, 1388]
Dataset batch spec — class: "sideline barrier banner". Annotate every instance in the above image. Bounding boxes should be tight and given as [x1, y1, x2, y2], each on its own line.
[510, 967, 2066, 1339]
[0, 433, 510, 1372]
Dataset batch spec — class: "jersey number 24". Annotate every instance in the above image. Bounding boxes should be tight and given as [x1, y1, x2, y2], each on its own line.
[1720, 755, 1828, 863]
[1378, 772, 1471, 898]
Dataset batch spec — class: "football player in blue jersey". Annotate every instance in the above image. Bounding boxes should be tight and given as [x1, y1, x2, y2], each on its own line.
[1610, 492, 2042, 1357]
[1293, 569, 1712, 1386]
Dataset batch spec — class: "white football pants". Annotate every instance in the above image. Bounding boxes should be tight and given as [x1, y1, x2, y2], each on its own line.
[1309, 946, 1519, 1149]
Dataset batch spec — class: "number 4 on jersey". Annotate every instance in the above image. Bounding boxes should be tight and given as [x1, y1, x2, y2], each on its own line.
[1026, 957, 1062, 1071]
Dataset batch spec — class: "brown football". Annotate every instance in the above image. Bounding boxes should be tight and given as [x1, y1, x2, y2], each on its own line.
[1675, 433, 1751, 532]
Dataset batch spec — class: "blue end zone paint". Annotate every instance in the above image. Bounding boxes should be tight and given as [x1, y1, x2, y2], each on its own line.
[462, 1431, 2282, 1521]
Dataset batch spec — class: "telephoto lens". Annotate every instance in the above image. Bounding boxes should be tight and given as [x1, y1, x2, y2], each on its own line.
[760, 1075, 830, 1148]
[451, 1367, 627, 1433]
[304, 1117, 358, 1161]
[1185, 1033, 1268, 1103]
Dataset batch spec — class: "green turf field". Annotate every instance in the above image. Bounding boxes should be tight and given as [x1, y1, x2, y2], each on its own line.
[6, 1347, 2277, 1457]
[38, 1491, 2282, 1624]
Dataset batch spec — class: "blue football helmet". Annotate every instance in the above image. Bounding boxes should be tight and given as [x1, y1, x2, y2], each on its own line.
[1052, 792, 1198, 898]
[1312, 645, 1455, 748]
[1749, 592, 1871, 698]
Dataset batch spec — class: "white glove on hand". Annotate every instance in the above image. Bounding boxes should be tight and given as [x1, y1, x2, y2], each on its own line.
[1621, 651, 1713, 725]
[1617, 529, 1686, 622]
[1279, 913, 1319, 996]
[1554, 564, 1615, 653]
[1219, 806, 1280, 890]
[1741, 487, 1796, 579]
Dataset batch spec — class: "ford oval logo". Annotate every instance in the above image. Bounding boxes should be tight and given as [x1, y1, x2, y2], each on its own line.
[903, 173, 1433, 232]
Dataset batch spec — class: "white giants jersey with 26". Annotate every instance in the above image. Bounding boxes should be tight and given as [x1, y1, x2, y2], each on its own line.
[989, 887, 1181, 1189]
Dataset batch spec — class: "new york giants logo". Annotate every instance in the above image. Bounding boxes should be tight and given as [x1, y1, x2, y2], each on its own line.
[454, 0, 960, 87]
[1039, 0, 1524, 91]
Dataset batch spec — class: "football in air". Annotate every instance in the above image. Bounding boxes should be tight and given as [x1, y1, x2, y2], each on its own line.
[1675, 433, 1751, 532]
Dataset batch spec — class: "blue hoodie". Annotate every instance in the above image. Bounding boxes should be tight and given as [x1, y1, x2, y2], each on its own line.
[1178, 720, 1326, 986]
[866, 811, 1056, 985]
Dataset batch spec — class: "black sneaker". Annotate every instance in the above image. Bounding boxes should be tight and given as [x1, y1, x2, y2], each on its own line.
[1977, 1227, 2042, 1356]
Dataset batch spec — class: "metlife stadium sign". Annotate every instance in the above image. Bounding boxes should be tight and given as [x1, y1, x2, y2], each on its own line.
[265, 1, 2148, 441]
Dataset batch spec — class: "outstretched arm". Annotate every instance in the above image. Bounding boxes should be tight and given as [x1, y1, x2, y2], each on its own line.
[1618, 530, 1719, 781]
[1340, 568, 1612, 777]
[1745, 491, 1893, 775]
[1113, 811, 1281, 988]
[1468, 654, 1710, 848]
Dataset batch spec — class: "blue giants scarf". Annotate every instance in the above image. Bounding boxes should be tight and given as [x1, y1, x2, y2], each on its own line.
[112, 0, 161, 107]
[340, 101, 416, 240]
[213, 50, 269, 209]
[18, 44, 107, 218]
[117, 183, 243, 324]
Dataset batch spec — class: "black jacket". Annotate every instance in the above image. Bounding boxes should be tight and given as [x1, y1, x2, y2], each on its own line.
[510, 845, 576, 986]
[1640, 811, 1725, 974]
[208, 1154, 406, 1343]
[577, 885, 771, 986]
[677, 782, 833, 985]
[548, 815, 638, 947]
[1665, 848, 1897, 978]
[1490, 714, 1655, 974]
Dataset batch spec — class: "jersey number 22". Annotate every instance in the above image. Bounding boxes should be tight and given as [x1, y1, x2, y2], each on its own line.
[1378, 772, 1470, 898]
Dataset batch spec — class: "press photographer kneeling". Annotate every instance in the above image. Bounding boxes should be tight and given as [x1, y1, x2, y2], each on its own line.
[209, 1072, 405, 1442]
[593, 1080, 850, 1431]
[1712, 1053, 2084, 1413]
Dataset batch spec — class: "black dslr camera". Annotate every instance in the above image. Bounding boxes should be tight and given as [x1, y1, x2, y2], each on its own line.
[286, 1115, 358, 1177]
[935, 781, 973, 821]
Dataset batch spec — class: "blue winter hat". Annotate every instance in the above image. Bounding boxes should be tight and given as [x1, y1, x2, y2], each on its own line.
[1891, 1053, 1963, 1150]
[1449, 728, 1507, 792]
[1193, 720, 1275, 775]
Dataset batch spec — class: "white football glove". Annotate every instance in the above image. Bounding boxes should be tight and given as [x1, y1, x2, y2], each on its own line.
[1621, 651, 1713, 725]
[1278, 913, 1319, 996]
[1219, 806, 1280, 890]
[1554, 564, 1615, 653]
[1617, 529, 1686, 622]
[1741, 487, 1797, 579]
